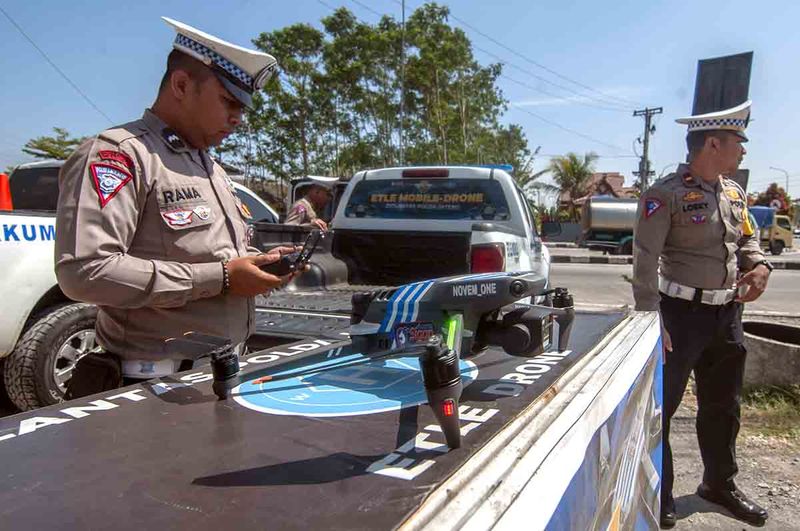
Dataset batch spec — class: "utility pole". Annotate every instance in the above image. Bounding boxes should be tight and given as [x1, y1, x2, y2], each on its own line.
[398, 0, 406, 166]
[633, 107, 663, 190]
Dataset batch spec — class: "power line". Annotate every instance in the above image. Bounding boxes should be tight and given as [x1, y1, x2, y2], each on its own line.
[508, 102, 626, 152]
[0, 5, 113, 125]
[537, 153, 638, 159]
[500, 73, 630, 113]
[387, 0, 643, 109]
[348, 0, 384, 18]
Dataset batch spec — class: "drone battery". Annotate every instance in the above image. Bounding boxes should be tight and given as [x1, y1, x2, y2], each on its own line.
[421, 345, 463, 449]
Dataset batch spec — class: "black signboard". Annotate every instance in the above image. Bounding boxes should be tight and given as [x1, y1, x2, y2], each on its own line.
[692, 51, 753, 115]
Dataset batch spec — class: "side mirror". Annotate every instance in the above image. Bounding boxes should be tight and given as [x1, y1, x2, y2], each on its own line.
[541, 221, 562, 238]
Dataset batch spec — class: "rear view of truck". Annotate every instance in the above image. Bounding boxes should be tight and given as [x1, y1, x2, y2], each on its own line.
[750, 205, 794, 255]
[580, 197, 637, 255]
[330, 166, 549, 286]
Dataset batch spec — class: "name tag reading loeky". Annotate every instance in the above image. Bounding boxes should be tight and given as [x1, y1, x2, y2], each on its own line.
[453, 282, 497, 297]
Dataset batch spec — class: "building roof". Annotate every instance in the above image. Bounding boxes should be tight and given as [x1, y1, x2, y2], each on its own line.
[559, 172, 637, 205]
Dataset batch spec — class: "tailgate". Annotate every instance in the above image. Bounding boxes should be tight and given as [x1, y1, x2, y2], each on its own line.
[332, 229, 471, 285]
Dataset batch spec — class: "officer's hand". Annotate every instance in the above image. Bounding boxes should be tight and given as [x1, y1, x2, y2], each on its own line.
[736, 265, 771, 303]
[310, 219, 328, 231]
[226, 248, 302, 296]
[661, 323, 673, 356]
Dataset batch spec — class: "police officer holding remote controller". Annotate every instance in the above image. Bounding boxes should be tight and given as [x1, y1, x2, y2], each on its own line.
[56, 17, 305, 398]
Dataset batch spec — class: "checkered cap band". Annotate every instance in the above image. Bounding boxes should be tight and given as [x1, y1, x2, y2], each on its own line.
[687, 117, 747, 129]
[175, 34, 253, 89]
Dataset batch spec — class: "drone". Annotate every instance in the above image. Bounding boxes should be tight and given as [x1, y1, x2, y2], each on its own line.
[167, 271, 575, 450]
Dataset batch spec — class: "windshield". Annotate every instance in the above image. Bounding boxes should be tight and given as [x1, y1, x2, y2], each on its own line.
[344, 178, 509, 220]
[9, 166, 61, 211]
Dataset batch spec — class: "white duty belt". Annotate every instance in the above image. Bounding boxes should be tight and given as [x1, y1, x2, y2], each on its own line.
[658, 277, 737, 306]
[120, 343, 246, 379]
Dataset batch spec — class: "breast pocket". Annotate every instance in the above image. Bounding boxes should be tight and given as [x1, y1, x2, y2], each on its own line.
[156, 182, 216, 234]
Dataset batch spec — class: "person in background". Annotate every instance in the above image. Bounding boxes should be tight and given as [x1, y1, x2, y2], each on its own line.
[285, 177, 336, 230]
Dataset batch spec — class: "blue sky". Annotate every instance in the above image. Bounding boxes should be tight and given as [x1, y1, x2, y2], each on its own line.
[1, 0, 798, 195]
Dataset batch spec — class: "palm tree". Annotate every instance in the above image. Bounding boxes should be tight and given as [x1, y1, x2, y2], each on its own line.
[511, 146, 559, 206]
[547, 152, 598, 221]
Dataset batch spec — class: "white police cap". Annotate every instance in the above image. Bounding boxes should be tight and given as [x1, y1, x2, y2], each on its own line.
[676, 100, 751, 142]
[162, 17, 278, 109]
[307, 175, 339, 191]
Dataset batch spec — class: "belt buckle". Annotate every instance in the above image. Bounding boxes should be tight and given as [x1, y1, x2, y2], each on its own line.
[708, 290, 725, 305]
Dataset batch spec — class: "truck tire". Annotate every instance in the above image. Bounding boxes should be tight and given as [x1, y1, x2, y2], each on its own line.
[770, 240, 785, 256]
[4, 303, 97, 411]
[0, 358, 19, 415]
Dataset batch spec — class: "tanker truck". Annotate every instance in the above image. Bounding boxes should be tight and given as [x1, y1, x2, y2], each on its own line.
[580, 196, 638, 255]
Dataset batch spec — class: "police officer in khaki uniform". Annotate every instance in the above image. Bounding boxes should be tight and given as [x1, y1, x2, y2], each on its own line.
[633, 101, 771, 528]
[285, 176, 335, 230]
[56, 17, 299, 395]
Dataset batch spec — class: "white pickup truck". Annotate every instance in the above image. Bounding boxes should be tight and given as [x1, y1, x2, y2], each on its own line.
[330, 165, 551, 287]
[0, 159, 279, 411]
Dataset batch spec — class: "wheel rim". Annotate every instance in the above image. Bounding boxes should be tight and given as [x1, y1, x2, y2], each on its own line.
[53, 329, 97, 393]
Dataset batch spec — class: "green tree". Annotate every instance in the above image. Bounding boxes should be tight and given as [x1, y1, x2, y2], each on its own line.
[22, 127, 86, 160]
[545, 152, 598, 221]
[220, 3, 534, 186]
[755, 182, 794, 218]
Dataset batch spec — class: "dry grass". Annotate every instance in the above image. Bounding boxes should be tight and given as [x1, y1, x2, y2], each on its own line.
[741, 385, 800, 441]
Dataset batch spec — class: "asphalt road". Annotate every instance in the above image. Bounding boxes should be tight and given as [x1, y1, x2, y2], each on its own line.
[551, 263, 800, 314]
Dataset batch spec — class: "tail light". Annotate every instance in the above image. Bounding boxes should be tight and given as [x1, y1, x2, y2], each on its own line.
[471, 243, 505, 273]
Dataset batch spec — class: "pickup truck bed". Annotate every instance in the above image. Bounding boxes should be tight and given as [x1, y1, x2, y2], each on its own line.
[0, 309, 638, 530]
[252, 284, 386, 346]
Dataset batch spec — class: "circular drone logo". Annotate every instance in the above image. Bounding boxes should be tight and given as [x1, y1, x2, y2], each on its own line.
[233, 353, 479, 417]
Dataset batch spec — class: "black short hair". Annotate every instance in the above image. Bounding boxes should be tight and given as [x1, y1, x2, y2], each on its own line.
[686, 130, 733, 159]
[158, 49, 213, 93]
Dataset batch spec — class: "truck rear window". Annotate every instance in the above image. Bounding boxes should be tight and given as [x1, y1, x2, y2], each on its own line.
[344, 178, 509, 220]
[9, 166, 60, 211]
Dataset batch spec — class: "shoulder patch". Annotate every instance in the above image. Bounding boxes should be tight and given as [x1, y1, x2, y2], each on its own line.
[644, 198, 663, 218]
[90, 163, 133, 208]
[97, 150, 135, 173]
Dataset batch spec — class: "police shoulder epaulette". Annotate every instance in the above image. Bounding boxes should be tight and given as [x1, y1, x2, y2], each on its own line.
[645, 173, 675, 192]
[97, 121, 147, 147]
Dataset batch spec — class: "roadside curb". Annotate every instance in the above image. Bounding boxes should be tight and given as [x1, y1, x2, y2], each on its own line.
[550, 255, 800, 269]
